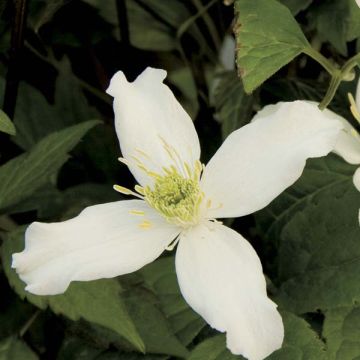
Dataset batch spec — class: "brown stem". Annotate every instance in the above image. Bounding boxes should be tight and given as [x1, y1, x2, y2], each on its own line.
[3, 0, 28, 119]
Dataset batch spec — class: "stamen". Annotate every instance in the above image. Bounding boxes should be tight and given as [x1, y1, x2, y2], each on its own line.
[113, 185, 144, 199]
[135, 148, 151, 160]
[118, 157, 131, 166]
[129, 210, 145, 216]
[134, 185, 145, 195]
[348, 92, 360, 123]
[139, 220, 152, 229]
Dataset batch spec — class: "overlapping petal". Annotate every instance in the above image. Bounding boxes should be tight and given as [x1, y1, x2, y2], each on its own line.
[175, 222, 283, 360]
[12, 200, 180, 295]
[106, 67, 200, 186]
[201, 101, 343, 218]
[354, 167, 360, 191]
[333, 131, 360, 164]
[317, 106, 360, 165]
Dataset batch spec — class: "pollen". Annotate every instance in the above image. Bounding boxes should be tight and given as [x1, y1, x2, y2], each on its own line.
[144, 163, 204, 227]
[114, 140, 205, 227]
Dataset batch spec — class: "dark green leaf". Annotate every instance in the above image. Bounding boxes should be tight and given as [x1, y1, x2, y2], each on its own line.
[12, 59, 101, 150]
[140, 256, 206, 346]
[0, 336, 38, 360]
[267, 313, 326, 360]
[212, 71, 253, 139]
[323, 306, 360, 360]
[279, 0, 313, 15]
[0, 120, 99, 212]
[264, 156, 360, 313]
[188, 313, 327, 360]
[0, 109, 15, 135]
[29, 0, 72, 32]
[187, 334, 240, 360]
[2, 226, 145, 353]
[124, 287, 189, 358]
[311, 0, 360, 56]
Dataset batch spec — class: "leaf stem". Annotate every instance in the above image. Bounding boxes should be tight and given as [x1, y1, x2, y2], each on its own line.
[303, 47, 337, 75]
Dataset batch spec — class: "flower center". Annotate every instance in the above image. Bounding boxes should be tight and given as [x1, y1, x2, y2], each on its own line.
[113, 142, 205, 228]
[143, 166, 204, 226]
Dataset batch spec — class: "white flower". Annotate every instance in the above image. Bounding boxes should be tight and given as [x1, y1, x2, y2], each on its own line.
[12, 68, 343, 360]
[326, 78, 360, 223]
[356, 0, 360, 8]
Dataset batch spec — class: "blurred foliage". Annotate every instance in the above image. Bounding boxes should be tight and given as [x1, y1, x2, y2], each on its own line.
[0, 0, 359, 359]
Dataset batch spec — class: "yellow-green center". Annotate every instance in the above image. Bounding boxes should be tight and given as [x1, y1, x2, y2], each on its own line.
[144, 167, 203, 226]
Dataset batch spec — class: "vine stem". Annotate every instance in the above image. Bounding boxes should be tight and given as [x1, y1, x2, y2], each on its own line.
[3, 0, 28, 119]
[319, 52, 360, 110]
[303, 47, 338, 75]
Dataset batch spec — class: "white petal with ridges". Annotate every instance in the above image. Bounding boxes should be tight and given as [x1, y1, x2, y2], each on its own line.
[315, 104, 360, 165]
[333, 131, 360, 164]
[354, 167, 360, 192]
[175, 222, 283, 360]
[107, 67, 200, 186]
[201, 101, 343, 218]
[12, 200, 180, 295]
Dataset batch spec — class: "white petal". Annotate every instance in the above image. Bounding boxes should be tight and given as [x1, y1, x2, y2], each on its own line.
[356, 76, 360, 110]
[201, 101, 343, 218]
[106, 67, 200, 186]
[176, 222, 283, 360]
[12, 200, 180, 295]
[356, 0, 360, 8]
[334, 130, 360, 164]
[354, 167, 360, 192]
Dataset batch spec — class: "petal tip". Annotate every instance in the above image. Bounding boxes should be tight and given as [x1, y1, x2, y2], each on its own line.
[136, 67, 167, 85]
[106, 71, 128, 97]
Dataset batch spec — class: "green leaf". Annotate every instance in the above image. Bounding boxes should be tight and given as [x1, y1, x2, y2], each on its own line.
[140, 256, 206, 346]
[234, 0, 310, 93]
[212, 71, 253, 139]
[1, 227, 145, 353]
[29, 0, 71, 32]
[323, 306, 360, 360]
[187, 334, 240, 360]
[255, 155, 356, 244]
[0, 120, 99, 212]
[277, 184, 360, 313]
[0, 336, 38, 360]
[279, 0, 313, 15]
[258, 156, 360, 313]
[267, 313, 327, 360]
[10, 59, 101, 150]
[124, 287, 189, 358]
[0, 109, 15, 135]
[311, 0, 360, 56]
[187, 313, 326, 360]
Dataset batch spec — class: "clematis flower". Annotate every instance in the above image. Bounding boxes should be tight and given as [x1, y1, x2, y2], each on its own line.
[331, 78, 360, 193]
[319, 78, 360, 223]
[12, 68, 343, 360]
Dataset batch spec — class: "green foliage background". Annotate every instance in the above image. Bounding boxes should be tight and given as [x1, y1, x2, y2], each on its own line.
[0, 0, 359, 359]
